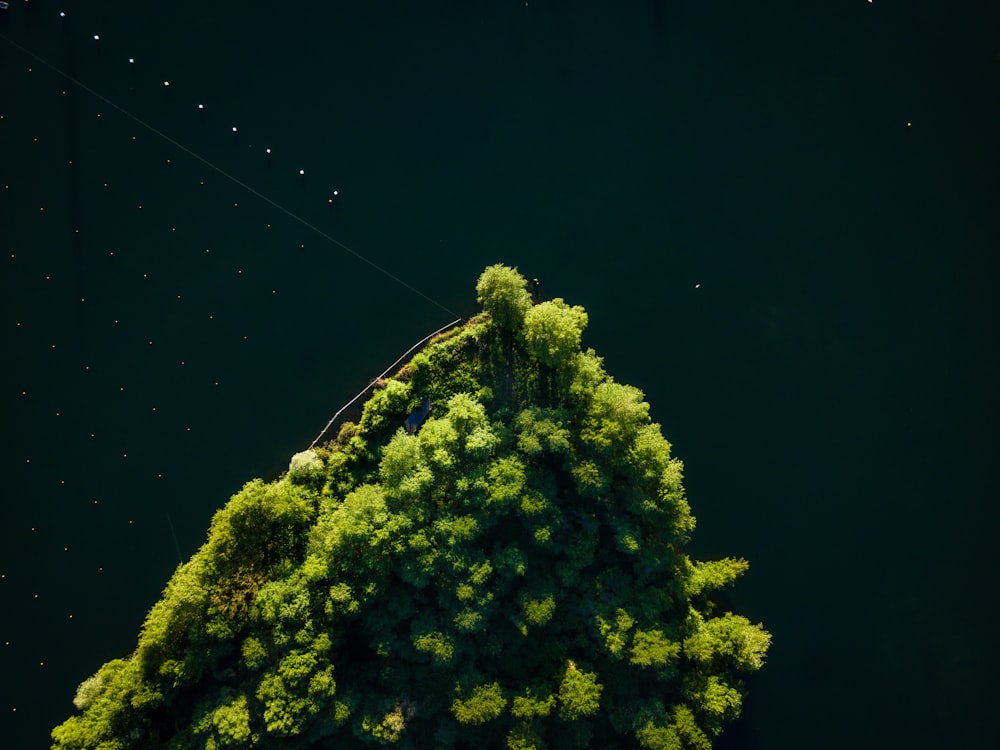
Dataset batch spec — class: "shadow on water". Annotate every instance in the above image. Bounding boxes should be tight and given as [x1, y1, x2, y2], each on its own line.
[715, 711, 756, 750]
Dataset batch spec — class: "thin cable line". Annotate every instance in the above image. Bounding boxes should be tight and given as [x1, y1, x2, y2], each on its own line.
[309, 317, 463, 448]
[165, 512, 183, 564]
[0, 32, 460, 318]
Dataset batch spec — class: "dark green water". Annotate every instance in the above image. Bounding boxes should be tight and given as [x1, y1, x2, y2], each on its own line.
[1, 1, 997, 747]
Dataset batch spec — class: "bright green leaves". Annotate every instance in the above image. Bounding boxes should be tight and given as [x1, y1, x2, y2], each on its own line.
[378, 392, 499, 508]
[431, 392, 500, 463]
[521, 595, 556, 627]
[52, 659, 156, 749]
[451, 559, 494, 633]
[309, 485, 391, 556]
[597, 612, 682, 669]
[256, 575, 311, 629]
[656, 457, 695, 544]
[360, 703, 411, 743]
[684, 557, 750, 598]
[659, 453, 685, 499]
[468, 560, 493, 585]
[631, 630, 681, 668]
[325, 582, 359, 615]
[379, 431, 433, 503]
[432, 513, 479, 545]
[405, 322, 489, 404]
[635, 704, 712, 750]
[254, 573, 314, 649]
[486, 455, 527, 511]
[684, 675, 743, 731]
[477, 263, 534, 331]
[255, 674, 311, 737]
[523, 298, 589, 369]
[518, 489, 550, 516]
[628, 424, 674, 483]
[511, 686, 556, 719]
[670, 704, 713, 750]
[193, 690, 256, 748]
[557, 661, 603, 720]
[683, 612, 772, 671]
[359, 378, 412, 435]
[454, 608, 485, 632]
[597, 608, 636, 658]
[505, 723, 547, 750]
[198, 480, 313, 627]
[206, 479, 314, 576]
[465, 422, 501, 458]
[451, 682, 507, 725]
[412, 630, 455, 666]
[305, 484, 413, 605]
[681, 626, 715, 663]
[242, 636, 268, 670]
[635, 719, 683, 750]
[571, 459, 606, 498]
[514, 407, 572, 456]
[581, 381, 651, 454]
[442, 391, 491, 437]
[254, 650, 337, 738]
[567, 348, 607, 403]
[667, 497, 696, 546]
[720, 615, 772, 671]
[418, 417, 459, 471]
[137, 557, 210, 682]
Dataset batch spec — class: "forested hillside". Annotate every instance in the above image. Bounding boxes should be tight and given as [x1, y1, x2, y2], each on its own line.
[52, 265, 770, 749]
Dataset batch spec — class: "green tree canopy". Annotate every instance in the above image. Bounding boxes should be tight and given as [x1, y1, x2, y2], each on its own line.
[53, 264, 769, 750]
[523, 298, 589, 369]
[476, 263, 534, 331]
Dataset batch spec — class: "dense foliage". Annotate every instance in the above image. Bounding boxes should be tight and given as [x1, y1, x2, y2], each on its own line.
[52, 264, 770, 749]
